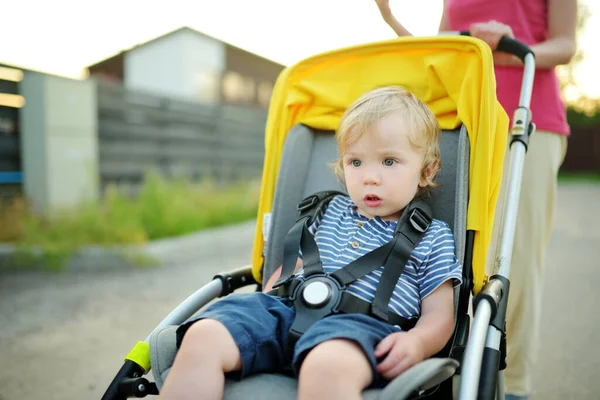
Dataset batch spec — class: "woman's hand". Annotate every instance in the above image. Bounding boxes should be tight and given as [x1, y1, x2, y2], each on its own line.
[470, 20, 514, 49]
[375, 331, 426, 380]
[470, 20, 521, 66]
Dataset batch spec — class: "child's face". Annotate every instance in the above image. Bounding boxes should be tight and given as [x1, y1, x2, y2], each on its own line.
[342, 111, 428, 221]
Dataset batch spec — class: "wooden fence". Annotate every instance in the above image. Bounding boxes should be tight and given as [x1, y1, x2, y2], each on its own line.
[562, 125, 600, 172]
[97, 82, 268, 191]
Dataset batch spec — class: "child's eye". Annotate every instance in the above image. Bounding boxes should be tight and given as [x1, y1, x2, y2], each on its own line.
[383, 158, 397, 166]
[351, 160, 362, 167]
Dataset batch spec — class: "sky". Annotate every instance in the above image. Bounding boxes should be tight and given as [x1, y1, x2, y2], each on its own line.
[1, 0, 599, 99]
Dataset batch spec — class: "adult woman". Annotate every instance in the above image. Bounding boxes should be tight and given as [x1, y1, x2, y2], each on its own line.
[374, 1, 577, 399]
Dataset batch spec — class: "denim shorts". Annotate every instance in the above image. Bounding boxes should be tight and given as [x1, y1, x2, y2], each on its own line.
[176, 292, 401, 386]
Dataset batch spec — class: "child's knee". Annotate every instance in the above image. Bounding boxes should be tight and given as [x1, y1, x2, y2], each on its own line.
[299, 339, 372, 386]
[180, 319, 232, 355]
[182, 319, 222, 343]
[178, 319, 242, 371]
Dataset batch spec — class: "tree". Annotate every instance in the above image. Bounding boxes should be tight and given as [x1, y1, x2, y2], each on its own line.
[557, 1, 592, 107]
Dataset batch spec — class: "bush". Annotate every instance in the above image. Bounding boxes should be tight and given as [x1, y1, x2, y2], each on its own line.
[0, 172, 260, 269]
[566, 104, 600, 127]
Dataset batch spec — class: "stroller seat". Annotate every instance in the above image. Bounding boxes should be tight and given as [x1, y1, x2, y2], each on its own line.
[149, 123, 470, 399]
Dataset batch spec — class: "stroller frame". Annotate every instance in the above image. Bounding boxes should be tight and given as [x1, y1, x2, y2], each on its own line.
[459, 37, 536, 400]
[101, 35, 536, 400]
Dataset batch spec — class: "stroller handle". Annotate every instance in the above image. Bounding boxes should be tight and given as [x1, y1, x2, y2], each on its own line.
[459, 31, 534, 63]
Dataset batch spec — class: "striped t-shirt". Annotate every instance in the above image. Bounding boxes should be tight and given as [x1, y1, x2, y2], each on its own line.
[297, 195, 462, 321]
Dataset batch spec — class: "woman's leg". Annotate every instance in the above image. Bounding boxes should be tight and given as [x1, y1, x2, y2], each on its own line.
[159, 319, 242, 400]
[297, 338, 373, 400]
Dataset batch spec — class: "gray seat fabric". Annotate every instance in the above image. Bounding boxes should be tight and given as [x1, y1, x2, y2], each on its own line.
[150, 124, 470, 399]
[150, 325, 178, 390]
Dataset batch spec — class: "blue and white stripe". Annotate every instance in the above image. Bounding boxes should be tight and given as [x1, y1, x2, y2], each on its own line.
[297, 195, 462, 320]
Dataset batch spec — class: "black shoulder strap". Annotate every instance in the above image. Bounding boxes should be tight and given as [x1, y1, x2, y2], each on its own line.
[296, 190, 345, 226]
[370, 199, 433, 321]
[273, 191, 344, 288]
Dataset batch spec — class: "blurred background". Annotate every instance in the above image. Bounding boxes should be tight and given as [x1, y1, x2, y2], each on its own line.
[1, 0, 598, 202]
[0, 1, 598, 399]
[0, 1, 598, 216]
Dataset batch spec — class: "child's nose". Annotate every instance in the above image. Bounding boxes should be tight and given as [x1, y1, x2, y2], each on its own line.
[362, 169, 381, 185]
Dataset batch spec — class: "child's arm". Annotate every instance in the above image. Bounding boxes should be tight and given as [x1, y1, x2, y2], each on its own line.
[262, 258, 304, 293]
[374, 280, 455, 380]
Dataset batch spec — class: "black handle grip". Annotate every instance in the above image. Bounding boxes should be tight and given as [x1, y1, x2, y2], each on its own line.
[460, 31, 534, 63]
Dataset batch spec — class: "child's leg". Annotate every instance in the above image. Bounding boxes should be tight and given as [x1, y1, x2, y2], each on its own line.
[159, 319, 241, 400]
[160, 292, 295, 400]
[294, 313, 400, 400]
[297, 338, 372, 400]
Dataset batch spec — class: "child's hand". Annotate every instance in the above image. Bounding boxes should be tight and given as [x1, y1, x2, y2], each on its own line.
[374, 331, 425, 380]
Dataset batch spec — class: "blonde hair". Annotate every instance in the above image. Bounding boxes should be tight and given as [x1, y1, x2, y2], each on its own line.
[332, 86, 441, 195]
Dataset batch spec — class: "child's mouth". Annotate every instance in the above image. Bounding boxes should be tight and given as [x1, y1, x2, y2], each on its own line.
[363, 195, 382, 207]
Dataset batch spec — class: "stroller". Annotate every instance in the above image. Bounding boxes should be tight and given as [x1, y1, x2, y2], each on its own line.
[101, 33, 536, 400]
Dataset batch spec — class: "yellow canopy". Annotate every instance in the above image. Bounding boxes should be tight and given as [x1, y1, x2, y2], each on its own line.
[251, 36, 509, 294]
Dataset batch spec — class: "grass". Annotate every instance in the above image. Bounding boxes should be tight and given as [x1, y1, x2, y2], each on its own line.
[0, 171, 260, 270]
[558, 171, 600, 183]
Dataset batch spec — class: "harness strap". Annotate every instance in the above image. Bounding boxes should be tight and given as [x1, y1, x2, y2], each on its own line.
[337, 292, 418, 331]
[273, 191, 344, 288]
[325, 200, 432, 322]
[371, 204, 432, 321]
[274, 192, 432, 329]
[272, 283, 418, 331]
[278, 220, 305, 287]
[330, 243, 394, 285]
[301, 224, 322, 276]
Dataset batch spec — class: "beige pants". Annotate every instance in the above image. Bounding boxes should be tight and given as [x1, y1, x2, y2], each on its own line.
[485, 131, 567, 396]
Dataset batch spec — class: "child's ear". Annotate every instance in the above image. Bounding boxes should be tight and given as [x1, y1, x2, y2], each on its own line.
[419, 160, 439, 188]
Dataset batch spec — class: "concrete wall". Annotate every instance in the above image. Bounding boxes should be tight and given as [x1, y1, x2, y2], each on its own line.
[19, 71, 98, 214]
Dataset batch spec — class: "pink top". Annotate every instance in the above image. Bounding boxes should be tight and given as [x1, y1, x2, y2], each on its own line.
[446, 0, 570, 135]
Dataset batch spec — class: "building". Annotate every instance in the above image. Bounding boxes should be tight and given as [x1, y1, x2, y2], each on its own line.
[86, 26, 285, 108]
[0, 63, 25, 188]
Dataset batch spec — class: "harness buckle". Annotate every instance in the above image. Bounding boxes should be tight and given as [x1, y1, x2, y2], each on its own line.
[302, 261, 323, 277]
[409, 208, 431, 233]
[297, 195, 319, 212]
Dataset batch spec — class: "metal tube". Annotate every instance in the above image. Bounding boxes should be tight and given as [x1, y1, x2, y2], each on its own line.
[485, 326, 502, 349]
[458, 300, 493, 400]
[494, 143, 527, 279]
[492, 52, 536, 280]
[497, 371, 506, 400]
[144, 279, 223, 341]
[518, 53, 536, 109]
[477, 326, 503, 400]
